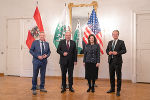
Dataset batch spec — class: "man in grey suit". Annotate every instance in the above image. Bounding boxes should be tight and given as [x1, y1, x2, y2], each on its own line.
[106, 30, 126, 96]
[30, 32, 51, 95]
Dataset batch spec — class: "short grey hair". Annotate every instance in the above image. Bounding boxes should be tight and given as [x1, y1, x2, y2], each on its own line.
[112, 30, 119, 35]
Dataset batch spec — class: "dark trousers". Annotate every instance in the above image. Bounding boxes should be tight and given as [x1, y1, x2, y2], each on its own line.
[32, 61, 47, 90]
[88, 79, 95, 88]
[109, 59, 122, 92]
[60, 62, 74, 89]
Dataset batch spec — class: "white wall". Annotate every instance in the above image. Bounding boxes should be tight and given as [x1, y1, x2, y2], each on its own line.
[0, 0, 150, 80]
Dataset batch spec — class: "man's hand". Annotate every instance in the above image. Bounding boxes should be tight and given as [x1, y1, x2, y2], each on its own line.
[42, 54, 47, 59]
[63, 52, 68, 56]
[96, 63, 100, 67]
[38, 56, 43, 60]
[109, 51, 113, 55]
[74, 62, 77, 65]
[112, 51, 118, 55]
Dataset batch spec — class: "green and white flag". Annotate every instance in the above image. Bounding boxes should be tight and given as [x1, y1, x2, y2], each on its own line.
[73, 20, 83, 54]
[53, 6, 70, 48]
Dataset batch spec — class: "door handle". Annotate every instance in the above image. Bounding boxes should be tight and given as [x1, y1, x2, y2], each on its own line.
[21, 45, 22, 50]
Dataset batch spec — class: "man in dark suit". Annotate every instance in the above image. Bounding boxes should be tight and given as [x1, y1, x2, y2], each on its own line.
[57, 31, 77, 93]
[30, 32, 51, 95]
[106, 30, 126, 96]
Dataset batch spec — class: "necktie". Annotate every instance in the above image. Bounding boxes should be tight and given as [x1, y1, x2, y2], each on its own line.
[112, 40, 116, 58]
[41, 41, 45, 55]
[67, 41, 69, 50]
[112, 40, 116, 51]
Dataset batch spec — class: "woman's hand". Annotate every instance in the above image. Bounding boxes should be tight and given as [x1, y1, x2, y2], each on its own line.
[96, 63, 100, 67]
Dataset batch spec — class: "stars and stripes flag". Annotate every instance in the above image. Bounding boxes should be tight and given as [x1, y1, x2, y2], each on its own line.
[83, 9, 104, 54]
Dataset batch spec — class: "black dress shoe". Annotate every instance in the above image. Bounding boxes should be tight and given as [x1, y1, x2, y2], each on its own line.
[107, 89, 115, 93]
[69, 88, 75, 92]
[61, 88, 66, 93]
[87, 88, 91, 92]
[116, 91, 120, 96]
[91, 87, 95, 93]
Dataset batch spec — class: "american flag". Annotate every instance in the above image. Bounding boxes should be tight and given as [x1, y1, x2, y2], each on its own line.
[83, 9, 104, 54]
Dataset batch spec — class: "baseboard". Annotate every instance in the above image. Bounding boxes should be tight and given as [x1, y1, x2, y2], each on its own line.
[2, 75, 132, 83]
[0, 73, 4, 77]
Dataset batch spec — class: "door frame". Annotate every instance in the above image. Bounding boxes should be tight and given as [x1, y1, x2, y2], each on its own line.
[131, 10, 150, 83]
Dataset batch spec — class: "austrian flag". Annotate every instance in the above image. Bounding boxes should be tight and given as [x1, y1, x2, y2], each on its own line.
[26, 6, 44, 49]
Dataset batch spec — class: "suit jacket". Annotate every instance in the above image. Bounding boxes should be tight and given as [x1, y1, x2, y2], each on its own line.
[57, 39, 77, 66]
[30, 40, 51, 63]
[83, 44, 100, 64]
[106, 39, 126, 64]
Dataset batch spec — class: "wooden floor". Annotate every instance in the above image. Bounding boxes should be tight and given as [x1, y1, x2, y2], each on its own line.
[0, 76, 150, 100]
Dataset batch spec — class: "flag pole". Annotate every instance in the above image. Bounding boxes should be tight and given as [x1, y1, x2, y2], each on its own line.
[36, 1, 38, 7]
[37, 1, 38, 5]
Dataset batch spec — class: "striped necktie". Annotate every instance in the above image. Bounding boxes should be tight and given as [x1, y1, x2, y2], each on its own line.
[112, 40, 116, 58]
[112, 40, 116, 51]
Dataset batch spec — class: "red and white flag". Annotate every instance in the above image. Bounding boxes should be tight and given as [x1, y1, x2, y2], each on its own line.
[26, 6, 44, 49]
[83, 9, 104, 54]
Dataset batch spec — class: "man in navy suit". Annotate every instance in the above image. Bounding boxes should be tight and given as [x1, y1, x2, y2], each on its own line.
[57, 31, 77, 93]
[30, 32, 51, 95]
[106, 30, 126, 96]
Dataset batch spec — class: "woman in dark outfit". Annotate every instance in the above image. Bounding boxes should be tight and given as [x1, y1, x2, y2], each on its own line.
[83, 34, 100, 93]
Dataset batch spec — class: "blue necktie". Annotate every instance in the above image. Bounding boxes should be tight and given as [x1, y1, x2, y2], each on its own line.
[41, 41, 45, 55]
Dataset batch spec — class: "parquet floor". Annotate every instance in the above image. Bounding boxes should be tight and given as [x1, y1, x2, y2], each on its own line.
[0, 76, 150, 100]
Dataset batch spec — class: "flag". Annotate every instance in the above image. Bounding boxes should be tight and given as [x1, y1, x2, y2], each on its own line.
[33, 6, 44, 32]
[53, 6, 70, 48]
[83, 9, 104, 54]
[73, 20, 82, 54]
[26, 6, 44, 49]
[26, 31, 35, 49]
